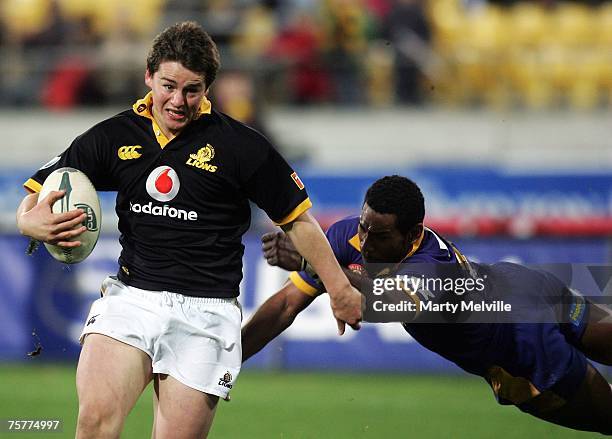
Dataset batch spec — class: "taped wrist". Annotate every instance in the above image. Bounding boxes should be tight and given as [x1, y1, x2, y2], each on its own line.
[26, 238, 40, 256]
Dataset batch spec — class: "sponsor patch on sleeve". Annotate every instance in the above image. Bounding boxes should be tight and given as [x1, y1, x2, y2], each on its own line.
[291, 172, 305, 190]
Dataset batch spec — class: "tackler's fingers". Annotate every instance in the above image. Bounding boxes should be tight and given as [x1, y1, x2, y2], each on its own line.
[266, 256, 279, 266]
[336, 318, 346, 336]
[262, 244, 275, 256]
[261, 240, 276, 252]
[260, 232, 277, 243]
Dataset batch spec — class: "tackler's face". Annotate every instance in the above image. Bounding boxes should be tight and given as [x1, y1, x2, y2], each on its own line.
[145, 61, 207, 137]
[358, 203, 411, 269]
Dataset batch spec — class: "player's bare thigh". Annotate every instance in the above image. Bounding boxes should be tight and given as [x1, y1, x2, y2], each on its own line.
[152, 373, 219, 439]
[579, 300, 612, 365]
[522, 363, 612, 434]
[76, 334, 153, 438]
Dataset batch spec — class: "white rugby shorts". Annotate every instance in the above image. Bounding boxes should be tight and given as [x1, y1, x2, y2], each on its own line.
[80, 276, 242, 398]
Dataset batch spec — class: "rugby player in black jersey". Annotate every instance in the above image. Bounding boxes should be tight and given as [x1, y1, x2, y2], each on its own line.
[16, 22, 361, 439]
[243, 175, 612, 434]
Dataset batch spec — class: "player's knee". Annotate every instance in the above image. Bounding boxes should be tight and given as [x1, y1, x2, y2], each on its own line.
[77, 402, 123, 438]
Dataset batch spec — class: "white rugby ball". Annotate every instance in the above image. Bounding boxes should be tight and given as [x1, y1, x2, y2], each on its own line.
[38, 167, 101, 264]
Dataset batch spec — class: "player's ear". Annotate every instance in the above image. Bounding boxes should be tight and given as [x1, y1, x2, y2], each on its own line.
[145, 69, 153, 88]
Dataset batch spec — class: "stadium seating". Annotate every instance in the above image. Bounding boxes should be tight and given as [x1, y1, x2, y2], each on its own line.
[1, 0, 51, 38]
[0, 0, 164, 40]
[427, 0, 612, 109]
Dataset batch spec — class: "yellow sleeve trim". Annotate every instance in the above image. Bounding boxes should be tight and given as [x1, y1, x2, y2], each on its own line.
[274, 197, 312, 226]
[289, 271, 321, 297]
[24, 178, 42, 193]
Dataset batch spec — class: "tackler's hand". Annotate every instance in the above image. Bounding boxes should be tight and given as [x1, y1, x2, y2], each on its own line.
[17, 191, 87, 247]
[329, 284, 362, 335]
[261, 231, 304, 271]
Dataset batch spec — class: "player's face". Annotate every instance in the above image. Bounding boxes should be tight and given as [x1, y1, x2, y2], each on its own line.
[359, 203, 412, 266]
[145, 61, 207, 137]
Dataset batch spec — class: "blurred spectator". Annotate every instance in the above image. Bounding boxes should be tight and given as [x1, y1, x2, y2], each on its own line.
[0, 37, 36, 106]
[160, 0, 204, 31]
[365, 0, 393, 23]
[41, 56, 104, 108]
[322, 0, 372, 105]
[382, 0, 432, 104]
[265, 10, 331, 104]
[99, 13, 147, 104]
[364, 41, 395, 106]
[201, 0, 242, 47]
[211, 71, 276, 145]
[40, 16, 105, 108]
[231, 4, 278, 61]
[22, 0, 70, 48]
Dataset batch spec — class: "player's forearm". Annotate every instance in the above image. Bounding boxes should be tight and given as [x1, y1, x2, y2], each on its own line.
[281, 212, 350, 296]
[242, 286, 311, 361]
[241, 302, 291, 362]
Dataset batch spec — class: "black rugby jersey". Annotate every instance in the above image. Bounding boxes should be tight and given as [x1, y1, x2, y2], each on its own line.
[25, 93, 311, 297]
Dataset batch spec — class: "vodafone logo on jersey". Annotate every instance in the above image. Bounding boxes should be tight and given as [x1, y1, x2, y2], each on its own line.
[146, 166, 180, 202]
[130, 165, 198, 221]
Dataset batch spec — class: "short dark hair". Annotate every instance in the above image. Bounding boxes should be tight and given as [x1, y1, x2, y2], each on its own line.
[364, 175, 425, 234]
[146, 21, 221, 88]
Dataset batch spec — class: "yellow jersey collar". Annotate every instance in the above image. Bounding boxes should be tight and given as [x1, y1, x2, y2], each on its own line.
[131, 92, 212, 148]
[132, 91, 212, 119]
[374, 228, 426, 278]
[349, 227, 425, 260]
[401, 228, 425, 262]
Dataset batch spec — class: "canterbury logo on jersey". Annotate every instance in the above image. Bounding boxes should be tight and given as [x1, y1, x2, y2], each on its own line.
[118, 145, 142, 160]
[186, 144, 218, 172]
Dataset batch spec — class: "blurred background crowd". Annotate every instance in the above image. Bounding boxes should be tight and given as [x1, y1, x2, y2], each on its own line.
[1, 0, 612, 113]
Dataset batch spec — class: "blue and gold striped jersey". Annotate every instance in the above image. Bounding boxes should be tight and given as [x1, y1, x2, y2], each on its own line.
[289, 215, 591, 408]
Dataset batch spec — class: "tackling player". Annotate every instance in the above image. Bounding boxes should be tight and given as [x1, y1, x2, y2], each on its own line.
[16, 22, 361, 438]
[242, 175, 612, 434]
